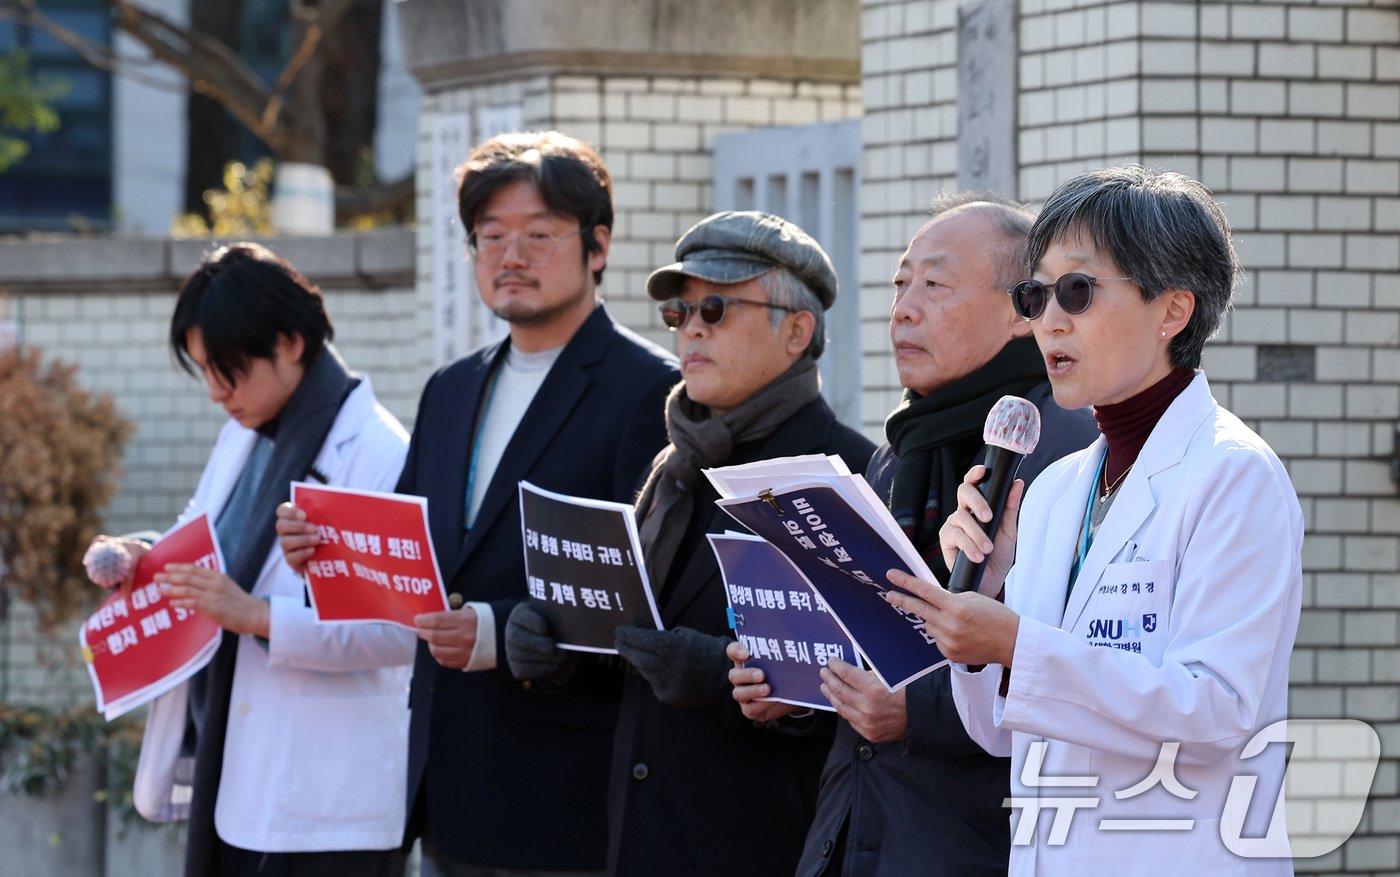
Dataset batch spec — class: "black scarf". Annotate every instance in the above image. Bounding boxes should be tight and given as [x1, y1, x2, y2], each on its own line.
[636, 357, 821, 593]
[884, 338, 1044, 578]
[184, 344, 357, 877]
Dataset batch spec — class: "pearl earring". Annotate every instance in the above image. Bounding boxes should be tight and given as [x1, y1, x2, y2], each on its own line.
[1160, 331, 1166, 337]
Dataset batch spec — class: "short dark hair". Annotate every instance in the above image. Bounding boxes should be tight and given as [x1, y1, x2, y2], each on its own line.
[929, 191, 1035, 290]
[1025, 165, 1240, 369]
[457, 131, 614, 285]
[170, 242, 333, 387]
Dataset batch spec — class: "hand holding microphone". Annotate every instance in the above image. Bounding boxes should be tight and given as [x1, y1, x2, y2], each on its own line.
[944, 396, 1040, 594]
[83, 536, 152, 591]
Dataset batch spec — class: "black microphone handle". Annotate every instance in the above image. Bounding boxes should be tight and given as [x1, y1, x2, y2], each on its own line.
[946, 444, 1022, 594]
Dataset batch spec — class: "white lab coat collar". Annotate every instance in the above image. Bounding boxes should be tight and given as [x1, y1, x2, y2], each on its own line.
[198, 379, 379, 584]
[1059, 371, 1213, 631]
[204, 379, 379, 508]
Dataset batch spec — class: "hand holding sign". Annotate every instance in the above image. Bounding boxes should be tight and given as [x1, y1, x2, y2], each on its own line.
[290, 483, 449, 629]
[710, 533, 857, 712]
[156, 564, 270, 638]
[274, 501, 319, 575]
[883, 569, 1019, 668]
[80, 514, 224, 719]
[505, 602, 575, 684]
[415, 604, 479, 669]
[518, 481, 662, 653]
[614, 626, 731, 709]
[819, 657, 907, 743]
[726, 640, 800, 723]
[716, 478, 946, 691]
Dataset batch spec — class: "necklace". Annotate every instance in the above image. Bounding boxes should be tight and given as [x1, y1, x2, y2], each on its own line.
[1100, 461, 1133, 499]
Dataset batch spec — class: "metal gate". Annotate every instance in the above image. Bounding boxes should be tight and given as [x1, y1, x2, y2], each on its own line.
[712, 119, 862, 429]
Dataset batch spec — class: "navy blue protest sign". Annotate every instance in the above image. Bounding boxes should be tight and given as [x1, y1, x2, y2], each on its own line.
[519, 481, 662, 653]
[709, 533, 857, 711]
[718, 484, 946, 690]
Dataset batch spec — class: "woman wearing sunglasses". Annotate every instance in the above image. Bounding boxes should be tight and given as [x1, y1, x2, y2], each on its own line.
[887, 166, 1302, 875]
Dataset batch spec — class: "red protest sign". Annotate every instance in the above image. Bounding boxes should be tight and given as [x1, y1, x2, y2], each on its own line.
[80, 514, 224, 719]
[291, 483, 448, 628]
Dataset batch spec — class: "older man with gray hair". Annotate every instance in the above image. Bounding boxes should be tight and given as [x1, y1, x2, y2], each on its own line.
[506, 210, 874, 877]
[730, 193, 1100, 877]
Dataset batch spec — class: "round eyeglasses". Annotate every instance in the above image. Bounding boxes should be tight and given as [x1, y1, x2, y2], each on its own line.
[468, 228, 584, 264]
[658, 295, 800, 330]
[1009, 273, 1136, 320]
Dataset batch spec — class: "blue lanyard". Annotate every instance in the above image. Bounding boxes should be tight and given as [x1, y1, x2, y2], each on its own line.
[1070, 451, 1108, 591]
[463, 363, 504, 530]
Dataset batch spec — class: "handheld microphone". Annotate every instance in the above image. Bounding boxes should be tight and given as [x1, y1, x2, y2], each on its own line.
[946, 395, 1040, 594]
[84, 540, 133, 590]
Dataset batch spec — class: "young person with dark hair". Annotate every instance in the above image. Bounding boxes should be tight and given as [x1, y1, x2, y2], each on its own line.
[90, 242, 412, 877]
[456, 130, 614, 287]
[279, 132, 678, 877]
[169, 243, 333, 387]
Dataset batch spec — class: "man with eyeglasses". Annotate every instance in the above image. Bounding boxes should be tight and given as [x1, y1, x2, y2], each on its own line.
[298, 130, 679, 877]
[728, 194, 1098, 877]
[505, 210, 874, 875]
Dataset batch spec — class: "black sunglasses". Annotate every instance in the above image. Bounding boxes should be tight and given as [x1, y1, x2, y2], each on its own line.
[658, 294, 800, 330]
[1009, 273, 1136, 320]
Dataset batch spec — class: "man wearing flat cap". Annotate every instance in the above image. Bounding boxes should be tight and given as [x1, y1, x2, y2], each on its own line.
[506, 210, 874, 876]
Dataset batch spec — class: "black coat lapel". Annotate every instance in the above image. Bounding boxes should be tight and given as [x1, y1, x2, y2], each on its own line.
[658, 504, 730, 629]
[425, 342, 506, 579]
[451, 306, 614, 582]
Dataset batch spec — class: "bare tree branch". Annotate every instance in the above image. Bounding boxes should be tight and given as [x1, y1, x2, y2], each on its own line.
[6, 1, 184, 94]
[18, 0, 356, 160]
[104, 0, 286, 150]
[7, 1, 175, 87]
[16, 0, 397, 222]
[334, 172, 414, 222]
[10, 1, 117, 70]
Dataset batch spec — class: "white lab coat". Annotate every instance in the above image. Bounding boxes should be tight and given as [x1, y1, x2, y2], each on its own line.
[133, 378, 416, 853]
[953, 373, 1301, 876]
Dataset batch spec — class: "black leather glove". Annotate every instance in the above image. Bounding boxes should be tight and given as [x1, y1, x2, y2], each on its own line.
[614, 625, 732, 709]
[505, 602, 576, 686]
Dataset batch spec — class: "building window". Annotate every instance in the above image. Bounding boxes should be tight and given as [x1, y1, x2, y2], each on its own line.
[0, 0, 113, 233]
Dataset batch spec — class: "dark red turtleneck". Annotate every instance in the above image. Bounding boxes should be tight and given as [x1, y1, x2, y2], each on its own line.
[1093, 368, 1196, 489]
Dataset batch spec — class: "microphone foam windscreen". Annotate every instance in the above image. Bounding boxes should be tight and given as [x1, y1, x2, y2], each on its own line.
[984, 395, 1041, 455]
[84, 540, 133, 590]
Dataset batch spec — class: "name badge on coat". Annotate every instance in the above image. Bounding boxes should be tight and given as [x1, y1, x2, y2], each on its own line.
[1071, 559, 1172, 664]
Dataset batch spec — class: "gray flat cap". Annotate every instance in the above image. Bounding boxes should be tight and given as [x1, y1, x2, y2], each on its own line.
[645, 210, 838, 309]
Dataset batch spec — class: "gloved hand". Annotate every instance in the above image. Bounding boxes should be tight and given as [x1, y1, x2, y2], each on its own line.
[614, 625, 732, 709]
[505, 603, 576, 686]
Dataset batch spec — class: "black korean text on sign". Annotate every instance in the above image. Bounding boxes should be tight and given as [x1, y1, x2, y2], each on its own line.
[519, 483, 659, 653]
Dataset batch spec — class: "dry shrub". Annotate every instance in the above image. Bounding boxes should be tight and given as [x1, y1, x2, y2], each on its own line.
[0, 346, 133, 631]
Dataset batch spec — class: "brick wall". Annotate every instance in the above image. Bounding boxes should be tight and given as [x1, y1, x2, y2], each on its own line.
[0, 230, 423, 706]
[859, 0, 964, 428]
[861, 1, 1399, 873]
[414, 73, 861, 353]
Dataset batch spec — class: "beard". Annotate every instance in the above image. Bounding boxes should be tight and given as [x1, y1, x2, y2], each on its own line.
[488, 274, 592, 327]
